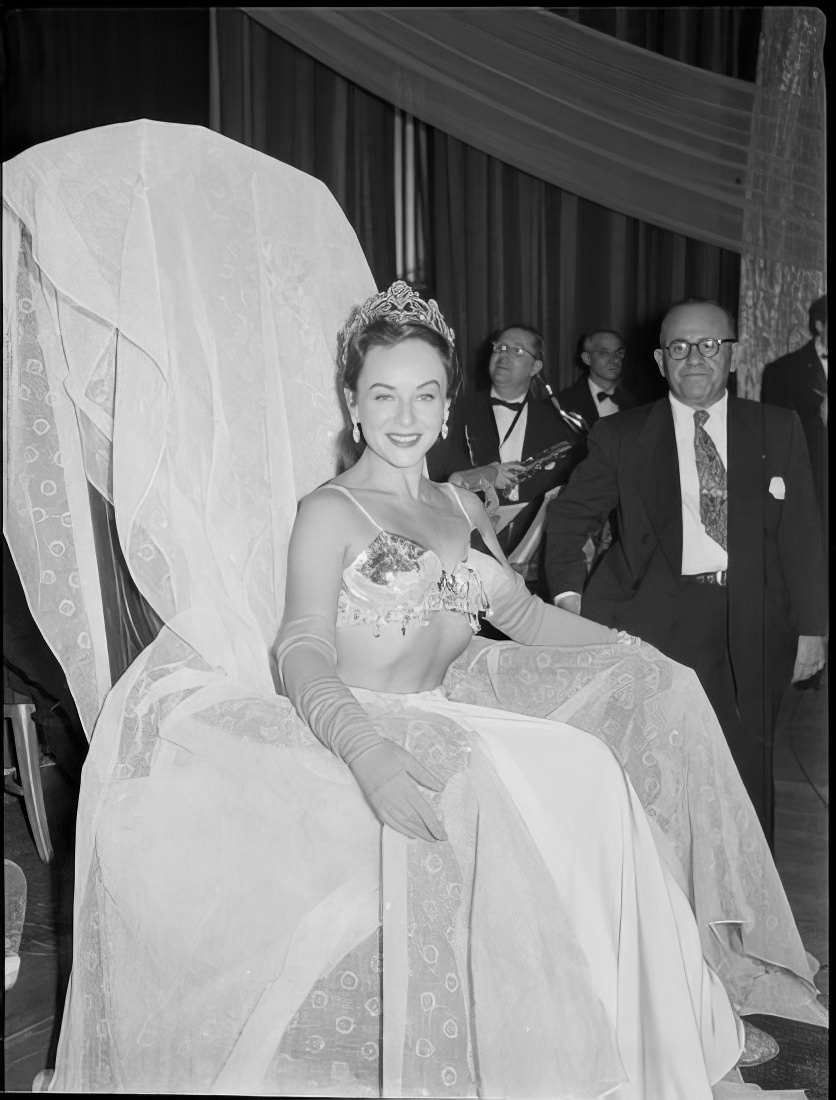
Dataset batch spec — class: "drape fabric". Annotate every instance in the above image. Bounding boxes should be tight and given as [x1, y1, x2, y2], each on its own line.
[217, 9, 742, 395]
[242, 7, 755, 254]
[3, 120, 373, 736]
[736, 7, 826, 399]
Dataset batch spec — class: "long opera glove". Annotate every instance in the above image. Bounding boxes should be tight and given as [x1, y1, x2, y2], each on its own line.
[275, 622, 447, 842]
[480, 554, 622, 646]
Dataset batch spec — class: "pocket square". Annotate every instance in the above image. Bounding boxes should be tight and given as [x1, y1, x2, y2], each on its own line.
[769, 476, 786, 500]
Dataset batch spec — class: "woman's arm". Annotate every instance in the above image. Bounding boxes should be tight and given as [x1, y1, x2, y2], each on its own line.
[453, 486, 618, 647]
[275, 490, 447, 842]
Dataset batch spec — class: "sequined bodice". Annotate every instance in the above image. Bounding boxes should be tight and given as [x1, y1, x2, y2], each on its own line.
[333, 490, 489, 636]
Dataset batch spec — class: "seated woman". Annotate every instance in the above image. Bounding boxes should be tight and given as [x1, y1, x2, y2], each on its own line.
[274, 281, 749, 1098]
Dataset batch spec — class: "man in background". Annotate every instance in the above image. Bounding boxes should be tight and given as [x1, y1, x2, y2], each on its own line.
[543, 299, 827, 844]
[761, 294, 828, 532]
[442, 323, 582, 554]
[557, 328, 635, 429]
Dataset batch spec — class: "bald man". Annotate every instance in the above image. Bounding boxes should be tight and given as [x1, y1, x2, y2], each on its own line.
[544, 299, 827, 843]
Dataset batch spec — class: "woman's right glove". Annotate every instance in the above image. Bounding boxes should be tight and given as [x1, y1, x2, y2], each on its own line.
[348, 739, 448, 842]
[294, 673, 447, 842]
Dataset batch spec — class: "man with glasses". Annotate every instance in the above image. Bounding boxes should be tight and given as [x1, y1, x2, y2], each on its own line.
[544, 298, 827, 845]
[558, 329, 634, 429]
[444, 323, 581, 555]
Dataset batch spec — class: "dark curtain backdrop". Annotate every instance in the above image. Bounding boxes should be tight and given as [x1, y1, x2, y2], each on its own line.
[212, 8, 397, 291]
[424, 6, 761, 402]
[214, 9, 756, 406]
[2, 7, 210, 160]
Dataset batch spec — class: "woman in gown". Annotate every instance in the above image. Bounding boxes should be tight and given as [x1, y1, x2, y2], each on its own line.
[273, 280, 747, 1098]
[4, 121, 821, 1097]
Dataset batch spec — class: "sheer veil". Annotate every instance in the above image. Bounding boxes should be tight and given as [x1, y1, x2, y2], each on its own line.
[3, 119, 376, 727]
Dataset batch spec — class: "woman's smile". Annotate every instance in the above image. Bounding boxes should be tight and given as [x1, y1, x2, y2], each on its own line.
[386, 431, 423, 447]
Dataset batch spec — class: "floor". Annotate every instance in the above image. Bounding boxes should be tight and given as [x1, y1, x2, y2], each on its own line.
[3, 673, 829, 1094]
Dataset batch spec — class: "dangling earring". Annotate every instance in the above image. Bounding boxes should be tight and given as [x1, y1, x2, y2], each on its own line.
[440, 414, 449, 441]
[352, 421, 361, 444]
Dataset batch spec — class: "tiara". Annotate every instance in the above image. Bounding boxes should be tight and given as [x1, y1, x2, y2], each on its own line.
[337, 280, 456, 370]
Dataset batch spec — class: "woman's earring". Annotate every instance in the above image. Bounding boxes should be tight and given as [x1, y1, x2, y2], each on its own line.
[440, 414, 449, 440]
[352, 421, 361, 444]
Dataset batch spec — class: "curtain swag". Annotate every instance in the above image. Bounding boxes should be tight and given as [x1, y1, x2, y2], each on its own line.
[242, 7, 759, 254]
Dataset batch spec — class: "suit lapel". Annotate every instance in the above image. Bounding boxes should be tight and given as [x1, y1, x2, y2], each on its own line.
[579, 378, 599, 426]
[726, 397, 765, 718]
[466, 391, 500, 464]
[726, 397, 764, 597]
[805, 341, 826, 391]
[634, 400, 682, 574]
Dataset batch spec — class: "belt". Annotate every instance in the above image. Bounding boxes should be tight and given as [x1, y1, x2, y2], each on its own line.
[683, 570, 727, 587]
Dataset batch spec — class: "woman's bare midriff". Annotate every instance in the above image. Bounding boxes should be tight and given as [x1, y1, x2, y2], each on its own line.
[336, 613, 475, 693]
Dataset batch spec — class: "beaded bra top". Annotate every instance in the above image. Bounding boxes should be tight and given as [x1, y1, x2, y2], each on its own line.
[329, 485, 489, 636]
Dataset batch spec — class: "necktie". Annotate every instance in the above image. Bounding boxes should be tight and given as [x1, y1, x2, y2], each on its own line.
[693, 409, 727, 550]
[596, 390, 618, 404]
[491, 397, 526, 411]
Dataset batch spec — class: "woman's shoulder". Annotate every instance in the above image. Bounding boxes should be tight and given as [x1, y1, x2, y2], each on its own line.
[440, 481, 495, 535]
[297, 480, 360, 527]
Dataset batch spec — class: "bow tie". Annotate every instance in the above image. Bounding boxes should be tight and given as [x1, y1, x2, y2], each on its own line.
[491, 397, 526, 412]
[820, 352, 828, 361]
[597, 390, 618, 404]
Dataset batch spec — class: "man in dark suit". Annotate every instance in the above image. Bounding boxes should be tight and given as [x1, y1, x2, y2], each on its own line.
[557, 328, 635, 430]
[441, 323, 582, 553]
[761, 294, 827, 531]
[543, 299, 828, 844]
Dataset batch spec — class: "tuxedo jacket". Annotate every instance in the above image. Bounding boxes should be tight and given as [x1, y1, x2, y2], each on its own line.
[433, 389, 583, 504]
[761, 339, 827, 515]
[557, 374, 635, 430]
[544, 396, 827, 738]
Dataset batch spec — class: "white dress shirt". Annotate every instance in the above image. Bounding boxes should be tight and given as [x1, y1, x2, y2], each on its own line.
[669, 392, 728, 574]
[587, 377, 620, 417]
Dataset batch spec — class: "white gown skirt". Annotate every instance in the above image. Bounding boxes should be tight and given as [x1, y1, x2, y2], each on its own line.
[375, 689, 744, 1100]
[49, 632, 743, 1097]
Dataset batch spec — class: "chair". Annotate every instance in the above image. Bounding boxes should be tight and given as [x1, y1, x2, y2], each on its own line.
[4, 859, 27, 990]
[4, 676, 54, 863]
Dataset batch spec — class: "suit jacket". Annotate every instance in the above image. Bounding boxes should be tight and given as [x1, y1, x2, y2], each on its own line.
[761, 339, 827, 518]
[544, 396, 827, 743]
[557, 374, 635, 430]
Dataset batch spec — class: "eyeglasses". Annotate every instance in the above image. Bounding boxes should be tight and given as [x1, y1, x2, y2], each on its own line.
[663, 338, 736, 360]
[589, 346, 625, 360]
[491, 342, 536, 360]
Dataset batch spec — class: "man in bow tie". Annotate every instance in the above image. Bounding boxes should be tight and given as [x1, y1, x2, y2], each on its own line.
[556, 329, 635, 429]
[761, 295, 828, 533]
[440, 324, 581, 555]
[543, 299, 827, 844]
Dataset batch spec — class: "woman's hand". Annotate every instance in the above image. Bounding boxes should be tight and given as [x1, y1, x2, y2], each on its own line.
[349, 740, 448, 842]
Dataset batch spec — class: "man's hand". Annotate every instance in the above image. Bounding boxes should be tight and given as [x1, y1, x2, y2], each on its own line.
[492, 461, 527, 492]
[449, 461, 526, 496]
[813, 387, 827, 427]
[791, 635, 828, 683]
[554, 593, 582, 615]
